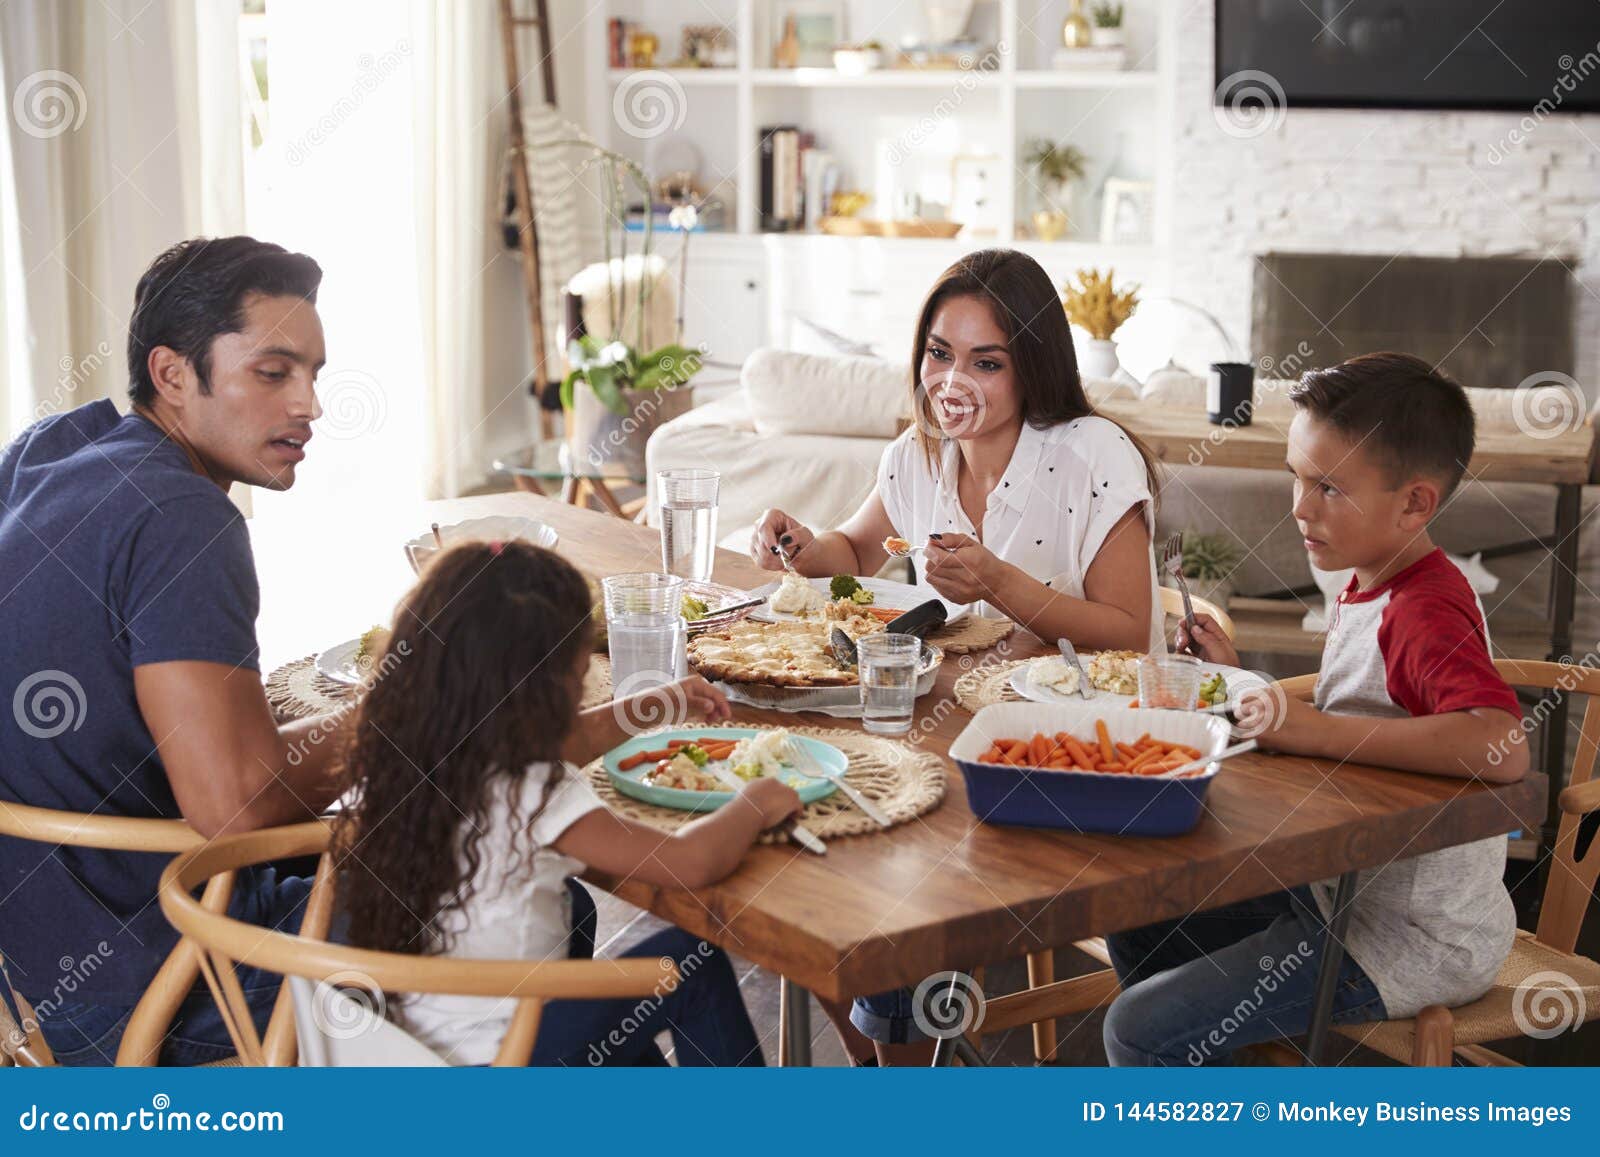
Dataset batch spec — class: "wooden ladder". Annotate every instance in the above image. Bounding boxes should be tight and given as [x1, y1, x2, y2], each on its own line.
[498, 0, 557, 439]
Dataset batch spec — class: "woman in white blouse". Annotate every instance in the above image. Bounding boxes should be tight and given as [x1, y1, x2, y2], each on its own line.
[751, 247, 1163, 653]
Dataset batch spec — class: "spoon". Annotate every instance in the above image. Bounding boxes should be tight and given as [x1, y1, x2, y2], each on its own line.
[882, 536, 926, 560]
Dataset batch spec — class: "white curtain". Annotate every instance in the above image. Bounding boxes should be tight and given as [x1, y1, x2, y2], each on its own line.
[0, 0, 243, 439]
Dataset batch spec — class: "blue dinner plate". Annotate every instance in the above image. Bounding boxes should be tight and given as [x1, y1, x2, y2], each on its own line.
[603, 727, 844, 813]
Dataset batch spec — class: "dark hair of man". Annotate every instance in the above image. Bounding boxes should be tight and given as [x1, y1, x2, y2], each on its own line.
[126, 235, 322, 407]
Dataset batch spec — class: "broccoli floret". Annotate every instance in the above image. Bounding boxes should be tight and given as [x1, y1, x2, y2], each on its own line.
[849, 588, 875, 605]
[830, 574, 863, 599]
[680, 594, 710, 622]
[680, 743, 710, 766]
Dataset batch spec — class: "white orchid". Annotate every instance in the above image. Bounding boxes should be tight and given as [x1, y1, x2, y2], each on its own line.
[595, 340, 631, 367]
[668, 203, 699, 232]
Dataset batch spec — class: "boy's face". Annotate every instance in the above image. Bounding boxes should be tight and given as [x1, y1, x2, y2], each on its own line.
[1286, 412, 1440, 573]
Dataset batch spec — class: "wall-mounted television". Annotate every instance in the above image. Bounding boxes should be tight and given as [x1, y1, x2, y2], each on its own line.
[1215, 1, 1600, 113]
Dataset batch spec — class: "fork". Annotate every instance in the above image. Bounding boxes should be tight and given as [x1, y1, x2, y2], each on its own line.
[1162, 531, 1201, 656]
[781, 735, 890, 828]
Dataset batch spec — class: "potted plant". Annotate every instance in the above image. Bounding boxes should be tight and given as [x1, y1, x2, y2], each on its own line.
[1061, 266, 1138, 379]
[1023, 137, 1088, 241]
[544, 140, 705, 478]
[1178, 531, 1244, 611]
[1090, 2, 1125, 48]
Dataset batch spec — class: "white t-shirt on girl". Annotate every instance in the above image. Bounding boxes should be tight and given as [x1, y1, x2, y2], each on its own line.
[877, 416, 1164, 652]
[392, 762, 603, 1065]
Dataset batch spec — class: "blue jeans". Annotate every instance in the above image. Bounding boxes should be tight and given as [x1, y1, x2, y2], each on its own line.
[1102, 885, 1386, 1066]
[851, 986, 928, 1045]
[529, 880, 764, 1067]
[33, 867, 313, 1067]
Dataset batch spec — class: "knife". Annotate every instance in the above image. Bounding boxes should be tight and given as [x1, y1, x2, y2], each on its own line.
[702, 758, 827, 855]
[1057, 638, 1095, 700]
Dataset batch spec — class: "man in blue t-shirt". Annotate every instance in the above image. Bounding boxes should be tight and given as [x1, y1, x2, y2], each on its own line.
[0, 236, 348, 1064]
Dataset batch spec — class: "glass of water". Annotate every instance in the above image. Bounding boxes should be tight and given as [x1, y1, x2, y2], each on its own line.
[602, 573, 685, 695]
[857, 633, 922, 735]
[658, 469, 720, 582]
[1137, 652, 1203, 711]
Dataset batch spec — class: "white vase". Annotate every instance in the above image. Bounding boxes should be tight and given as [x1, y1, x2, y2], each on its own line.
[1090, 27, 1124, 48]
[1080, 338, 1120, 381]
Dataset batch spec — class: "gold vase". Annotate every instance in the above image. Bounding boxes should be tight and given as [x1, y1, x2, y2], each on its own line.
[1032, 210, 1068, 242]
[1061, 0, 1091, 48]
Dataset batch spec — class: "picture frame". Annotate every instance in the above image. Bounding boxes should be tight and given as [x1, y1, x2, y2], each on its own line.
[949, 154, 1004, 238]
[774, 0, 845, 68]
[1100, 178, 1154, 245]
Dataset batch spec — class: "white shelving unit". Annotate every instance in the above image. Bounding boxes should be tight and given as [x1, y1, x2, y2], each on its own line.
[580, 1, 1177, 362]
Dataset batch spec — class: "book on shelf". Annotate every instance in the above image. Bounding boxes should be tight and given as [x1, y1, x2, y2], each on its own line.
[759, 125, 806, 232]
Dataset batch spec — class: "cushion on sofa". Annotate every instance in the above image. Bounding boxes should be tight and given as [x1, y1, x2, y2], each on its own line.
[741, 347, 910, 440]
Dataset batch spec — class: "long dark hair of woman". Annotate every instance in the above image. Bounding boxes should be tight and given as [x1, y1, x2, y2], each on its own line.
[332, 539, 594, 956]
[909, 247, 1161, 497]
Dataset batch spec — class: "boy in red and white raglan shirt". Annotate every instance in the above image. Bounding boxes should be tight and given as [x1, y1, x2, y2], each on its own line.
[1102, 352, 1527, 1066]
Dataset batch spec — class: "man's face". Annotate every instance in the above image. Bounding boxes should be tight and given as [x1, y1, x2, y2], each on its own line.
[177, 293, 327, 490]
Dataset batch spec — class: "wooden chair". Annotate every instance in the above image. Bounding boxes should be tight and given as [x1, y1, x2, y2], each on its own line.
[0, 801, 215, 1066]
[159, 821, 678, 1066]
[1308, 658, 1600, 1066]
[1010, 595, 1239, 1062]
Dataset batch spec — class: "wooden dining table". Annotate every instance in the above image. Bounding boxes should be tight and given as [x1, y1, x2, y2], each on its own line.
[253, 491, 1548, 1066]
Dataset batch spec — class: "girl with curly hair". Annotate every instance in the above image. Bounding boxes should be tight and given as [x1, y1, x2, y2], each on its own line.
[333, 539, 800, 1065]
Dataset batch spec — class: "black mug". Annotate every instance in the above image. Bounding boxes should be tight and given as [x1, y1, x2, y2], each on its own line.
[1208, 362, 1254, 426]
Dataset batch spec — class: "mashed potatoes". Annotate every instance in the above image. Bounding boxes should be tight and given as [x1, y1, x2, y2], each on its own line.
[767, 571, 826, 616]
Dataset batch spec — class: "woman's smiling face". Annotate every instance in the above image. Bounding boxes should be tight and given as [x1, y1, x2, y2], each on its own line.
[918, 294, 1022, 440]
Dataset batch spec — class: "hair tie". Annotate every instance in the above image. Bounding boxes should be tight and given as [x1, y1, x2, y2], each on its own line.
[488, 540, 505, 556]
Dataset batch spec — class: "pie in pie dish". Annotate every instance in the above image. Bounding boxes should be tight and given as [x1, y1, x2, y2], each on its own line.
[685, 614, 936, 688]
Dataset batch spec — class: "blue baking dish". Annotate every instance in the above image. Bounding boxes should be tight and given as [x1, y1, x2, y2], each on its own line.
[949, 702, 1232, 836]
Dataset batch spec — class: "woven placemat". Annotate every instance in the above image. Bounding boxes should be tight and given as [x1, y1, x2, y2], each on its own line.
[927, 614, 1014, 654]
[582, 725, 947, 843]
[265, 652, 616, 722]
[952, 658, 1032, 714]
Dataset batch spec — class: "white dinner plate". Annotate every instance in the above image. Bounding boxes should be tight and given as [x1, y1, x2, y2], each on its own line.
[315, 637, 370, 686]
[745, 575, 969, 625]
[1008, 655, 1269, 715]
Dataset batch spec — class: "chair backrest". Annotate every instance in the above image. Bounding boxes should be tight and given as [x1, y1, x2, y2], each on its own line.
[1270, 658, 1600, 955]
[160, 822, 677, 1067]
[1158, 584, 1236, 640]
[287, 977, 448, 1067]
[0, 800, 207, 1067]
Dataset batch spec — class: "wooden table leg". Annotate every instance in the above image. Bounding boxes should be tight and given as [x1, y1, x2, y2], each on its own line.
[559, 474, 582, 505]
[1305, 870, 1358, 1066]
[1026, 949, 1057, 1062]
[778, 976, 811, 1067]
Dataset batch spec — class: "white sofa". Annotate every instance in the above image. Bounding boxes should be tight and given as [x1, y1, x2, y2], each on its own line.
[646, 349, 1600, 655]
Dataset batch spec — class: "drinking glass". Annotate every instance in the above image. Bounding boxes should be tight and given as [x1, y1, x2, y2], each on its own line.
[858, 633, 922, 735]
[658, 469, 720, 582]
[603, 573, 685, 694]
[1137, 652, 1203, 710]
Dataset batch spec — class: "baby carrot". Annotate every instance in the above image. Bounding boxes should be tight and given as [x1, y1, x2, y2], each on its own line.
[1094, 719, 1114, 764]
